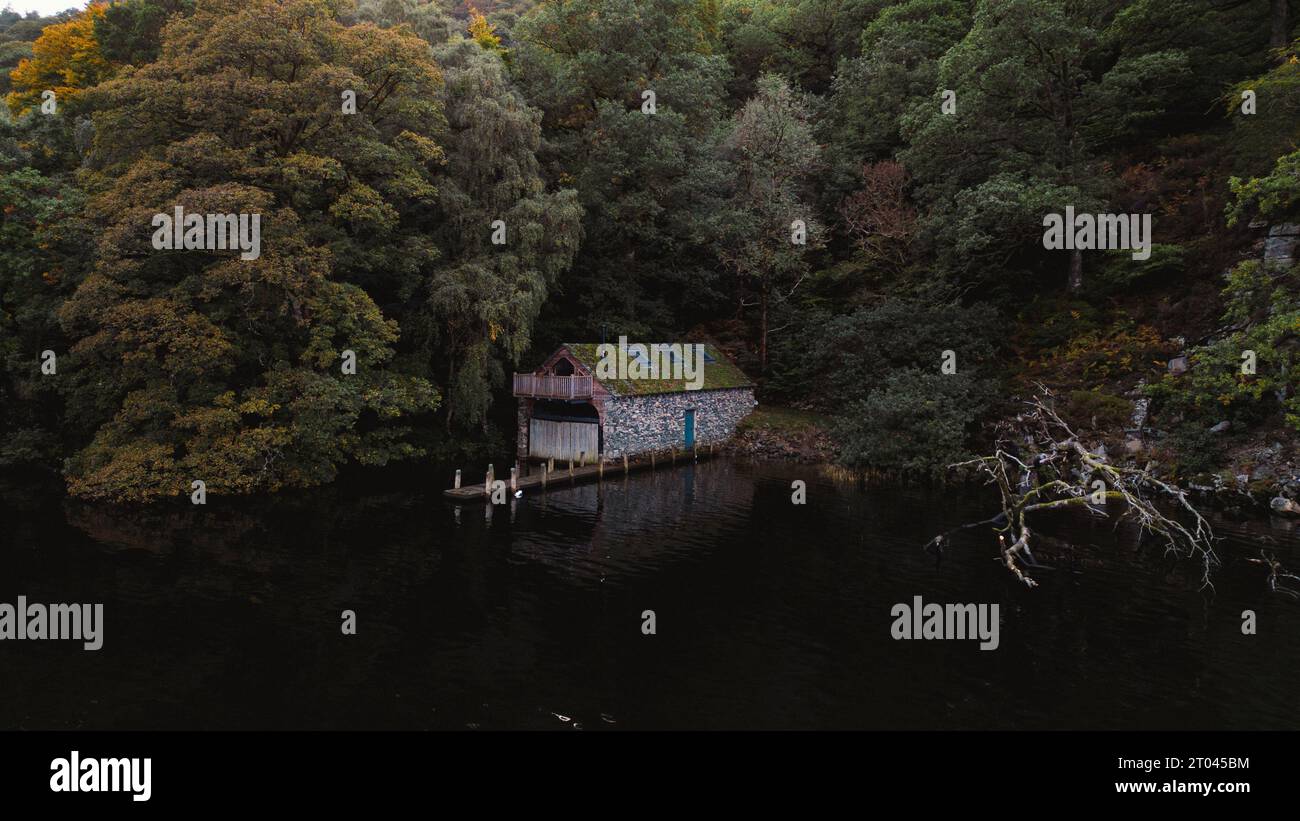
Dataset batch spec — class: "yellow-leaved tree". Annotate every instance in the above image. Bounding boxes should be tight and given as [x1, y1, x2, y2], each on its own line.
[5, 2, 113, 115]
[467, 5, 504, 56]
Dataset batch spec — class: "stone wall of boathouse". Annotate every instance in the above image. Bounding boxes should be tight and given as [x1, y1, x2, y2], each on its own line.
[601, 388, 756, 460]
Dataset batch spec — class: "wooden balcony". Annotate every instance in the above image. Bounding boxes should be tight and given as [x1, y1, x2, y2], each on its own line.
[513, 373, 594, 400]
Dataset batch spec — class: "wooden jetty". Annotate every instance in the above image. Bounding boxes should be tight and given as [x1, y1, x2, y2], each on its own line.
[443, 443, 719, 501]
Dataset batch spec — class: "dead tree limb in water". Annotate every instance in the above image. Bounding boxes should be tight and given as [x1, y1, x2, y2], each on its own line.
[1246, 552, 1300, 599]
[927, 387, 1219, 590]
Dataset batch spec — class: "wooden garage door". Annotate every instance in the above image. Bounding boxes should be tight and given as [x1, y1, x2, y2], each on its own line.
[529, 418, 599, 461]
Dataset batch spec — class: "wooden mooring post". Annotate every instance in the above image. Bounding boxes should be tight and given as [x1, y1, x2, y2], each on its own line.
[443, 434, 732, 501]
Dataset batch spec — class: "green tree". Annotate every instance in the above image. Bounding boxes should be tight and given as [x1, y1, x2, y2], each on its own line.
[900, 0, 1191, 293]
[821, 0, 968, 203]
[513, 0, 734, 340]
[422, 33, 582, 431]
[94, 0, 195, 66]
[348, 2, 582, 434]
[717, 0, 878, 98]
[716, 73, 824, 372]
[774, 293, 1000, 473]
[58, 0, 444, 501]
[350, 0, 457, 45]
[1226, 36, 1300, 188]
[0, 162, 91, 466]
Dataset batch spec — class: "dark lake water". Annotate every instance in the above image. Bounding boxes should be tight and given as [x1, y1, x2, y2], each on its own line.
[2, 457, 1298, 730]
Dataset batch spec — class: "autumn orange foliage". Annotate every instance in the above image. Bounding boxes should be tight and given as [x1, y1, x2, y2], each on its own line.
[5, 3, 113, 115]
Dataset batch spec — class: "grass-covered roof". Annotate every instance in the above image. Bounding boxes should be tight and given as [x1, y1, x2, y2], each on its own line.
[562, 342, 753, 396]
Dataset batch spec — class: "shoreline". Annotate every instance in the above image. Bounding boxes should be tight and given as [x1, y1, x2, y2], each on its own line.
[729, 405, 1300, 523]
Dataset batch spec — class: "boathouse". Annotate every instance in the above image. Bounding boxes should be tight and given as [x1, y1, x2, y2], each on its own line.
[513, 342, 756, 463]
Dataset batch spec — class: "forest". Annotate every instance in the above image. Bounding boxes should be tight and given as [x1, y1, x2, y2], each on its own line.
[0, 0, 1297, 504]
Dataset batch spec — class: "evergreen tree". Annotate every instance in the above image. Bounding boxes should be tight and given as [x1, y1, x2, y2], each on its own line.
[900, 0, 1191, 293]
[513, 0, 734, 340]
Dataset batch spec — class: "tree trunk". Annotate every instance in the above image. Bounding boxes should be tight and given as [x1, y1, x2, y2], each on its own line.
[1067, 248, 1083, 293]
[760, 283, 769, 374]
[1272, 0, 1289, 52]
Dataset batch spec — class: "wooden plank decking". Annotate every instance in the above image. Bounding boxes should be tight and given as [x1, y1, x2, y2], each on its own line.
[442, 444, 719, 500]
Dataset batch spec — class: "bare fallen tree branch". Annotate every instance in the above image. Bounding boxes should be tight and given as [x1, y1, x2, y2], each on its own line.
[928, 386, 1220, 590]
[1246, 552, 1300, 599]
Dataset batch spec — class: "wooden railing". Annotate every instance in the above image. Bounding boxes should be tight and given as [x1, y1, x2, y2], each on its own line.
[513, 373, 594, 399]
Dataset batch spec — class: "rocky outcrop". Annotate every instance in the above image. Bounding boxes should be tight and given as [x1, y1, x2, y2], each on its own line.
[1271, 496, 1300, 517]
[1264, 222, 1299, 263]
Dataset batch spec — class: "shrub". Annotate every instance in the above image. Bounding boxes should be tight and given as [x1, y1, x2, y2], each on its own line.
[1161, 424, 1229, 477]
[1062, 390, 1133, 432]
[836, 369, 993, 475]
[1014, 297, 1101, 351]
[1145, 259, 1300, 433]
[1020, 314, 1175, 391]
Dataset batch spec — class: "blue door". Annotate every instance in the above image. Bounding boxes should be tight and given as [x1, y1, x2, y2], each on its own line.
[684, 409, 695, 447]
